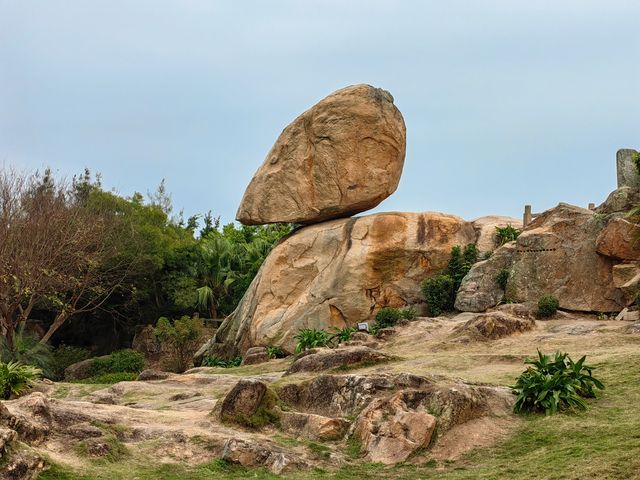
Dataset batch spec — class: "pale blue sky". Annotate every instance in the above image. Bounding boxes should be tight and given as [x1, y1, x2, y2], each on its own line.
[1, 1, 638, 224]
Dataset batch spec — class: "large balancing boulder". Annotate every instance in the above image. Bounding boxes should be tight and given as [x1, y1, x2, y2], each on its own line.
[236, 84, 406, 225]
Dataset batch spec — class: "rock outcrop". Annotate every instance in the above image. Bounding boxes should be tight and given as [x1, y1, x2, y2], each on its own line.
[454, 243, 516, 312]
[596, 217, 640, 261]
[236, 84, 406, 225]
[452, 311, 535, 341]
[457, 202, 640, 313]
[285, 346, 391, 375]
[199, 212, 476, 357]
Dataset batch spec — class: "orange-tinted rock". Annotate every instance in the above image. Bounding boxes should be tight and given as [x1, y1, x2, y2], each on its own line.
[236, 84, 406, 225]
[202, 212, 475, 355]
[596, 217, 640, 261]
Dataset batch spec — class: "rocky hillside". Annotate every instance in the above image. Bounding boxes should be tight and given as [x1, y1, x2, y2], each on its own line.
[2, 307, 640, 479]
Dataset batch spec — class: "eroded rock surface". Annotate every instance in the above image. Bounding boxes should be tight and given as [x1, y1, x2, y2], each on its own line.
[452, 311, 535, 341]
[236, 84, 406, 225]
[200, 211, 476, 358]
[285, 346, 391, 375]
[457, 203, 640, 313]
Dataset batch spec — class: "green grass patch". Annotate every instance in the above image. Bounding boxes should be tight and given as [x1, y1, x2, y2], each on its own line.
[70, 372, 138, 384]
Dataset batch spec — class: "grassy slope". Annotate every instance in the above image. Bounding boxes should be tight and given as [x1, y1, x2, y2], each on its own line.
[39, 351, 640, 480]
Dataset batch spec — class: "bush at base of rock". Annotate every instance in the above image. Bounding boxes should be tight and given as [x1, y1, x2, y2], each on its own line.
[202, 356, 242, 368]
[294, 328, 333, 353]
[88, 349, 145, 377]
[70, 372, 138, 385]
[422, 274, 456, 316]
[0, 361, 42, 400]
[153, 315, 204, 373]
[537, 295, 560, 318]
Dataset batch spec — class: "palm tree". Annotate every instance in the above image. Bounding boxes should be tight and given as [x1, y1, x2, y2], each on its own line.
[195, 236, 242, 319]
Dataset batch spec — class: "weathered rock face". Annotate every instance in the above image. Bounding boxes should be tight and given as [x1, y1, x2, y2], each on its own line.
[506, 204, 622, 311]
[596, 217, 640, 261]
[285, 346, 390, 375]
[455, 243, 515, 312]
[353, 393, 437, 464]
[616, 149, 640, 189]
[280, 411, 350, 441]
[203, 212, 476, 357]
[596, 186, 640, 215]
[457, 203, 637, 313]
[221, 438, 308, 474]
[236, 84, 406, 225]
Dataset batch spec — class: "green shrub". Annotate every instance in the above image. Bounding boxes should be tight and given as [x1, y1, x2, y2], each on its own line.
[0, 324, 53, 376]
[537, 295, 560, 318]
[400, 306, 417, 320]
[375, 307, 403, 327]
[294, 328, 332, 353]
[495, 225, 521, 246]
[0, 361, 42, 399]
[153, 316, 204, 373]
[71, 372, 138, 384]
[634, 151, 640, 175]
[512, 351, 604, 415]
[331, 326, 357, 343]
[201, 356, 242, 368]
[265, 346, 286, 359]
[422, 274, 455, 316]
[496, 268, 510, 290]
[89, 349, 145, 377]
[50, 345, 90, 381]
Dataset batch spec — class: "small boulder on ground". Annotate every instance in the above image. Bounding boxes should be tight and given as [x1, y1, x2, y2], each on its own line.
[242, 347, 270, 366]
[285, 347, 391, 375]
[221, 438, 307, 474]
[452, 311, 535, 341]
[280, 411, 350, 441]
[136, 369, 174, 381]
[218, 379, 268, 422]
[353, 393, 437, 464]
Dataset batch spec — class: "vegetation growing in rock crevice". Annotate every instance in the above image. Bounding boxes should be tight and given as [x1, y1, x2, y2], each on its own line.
[495, 225, 521, 246]
[496, 268, 510, 291]
[422, 244, 479, 316]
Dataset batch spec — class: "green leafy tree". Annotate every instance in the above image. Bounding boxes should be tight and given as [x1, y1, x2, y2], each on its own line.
[153, 316, 204, 373]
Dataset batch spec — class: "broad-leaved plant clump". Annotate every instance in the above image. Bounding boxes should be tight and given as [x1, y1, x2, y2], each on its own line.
[495, 225, 521, 246]
[0, 361, 42, 399]
[294, 328, 333, 353]
[512, 351, 604, 415]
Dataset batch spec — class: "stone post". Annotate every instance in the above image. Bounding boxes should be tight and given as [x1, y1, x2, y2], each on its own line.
[616, 149, 640, 188]
[523, 205, 532, 228]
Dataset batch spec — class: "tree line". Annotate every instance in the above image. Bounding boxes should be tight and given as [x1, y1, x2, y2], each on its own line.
[0, 167, 292, 356]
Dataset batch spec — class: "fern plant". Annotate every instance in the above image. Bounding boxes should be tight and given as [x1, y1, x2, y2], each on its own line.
[511, 351, 604, 415]
[0, 361, 42, 399]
